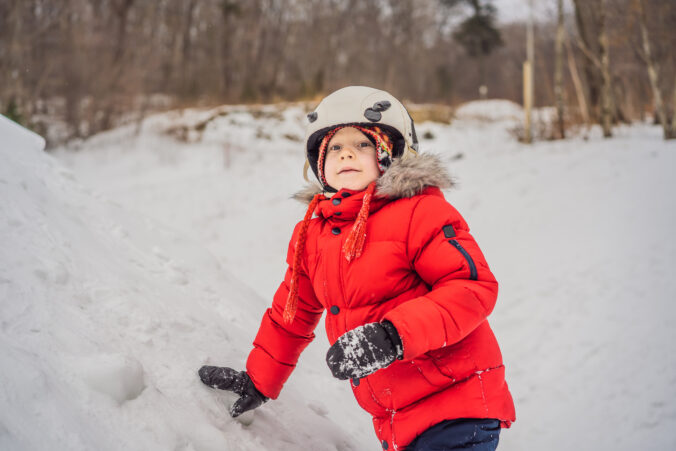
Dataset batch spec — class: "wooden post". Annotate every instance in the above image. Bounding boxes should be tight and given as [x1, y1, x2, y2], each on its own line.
[524, 0, 535, 144]
[524, 60, 533, 143]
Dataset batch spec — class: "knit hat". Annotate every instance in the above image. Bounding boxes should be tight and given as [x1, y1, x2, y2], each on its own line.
[316, 125, 394, 190]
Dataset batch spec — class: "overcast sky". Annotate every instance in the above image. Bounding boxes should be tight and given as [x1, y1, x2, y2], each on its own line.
[491, 0, 572, 24]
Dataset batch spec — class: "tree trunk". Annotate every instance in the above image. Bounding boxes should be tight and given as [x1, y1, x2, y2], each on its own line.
[564, 29, 590, 130]
[479, 52, 487, 99]
[180, 0, 198, 96]
[573, 0, 602, 120]
[637, 0, 671, 139]
[671, 76, 676, 139]
[598, 0, 613, 138]
[113, 0, 135, 65]
[555, 0, 565, 139]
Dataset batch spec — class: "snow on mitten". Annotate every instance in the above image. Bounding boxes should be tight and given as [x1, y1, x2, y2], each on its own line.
[325, 321, 404, 380]
[198, 366, 268, 417]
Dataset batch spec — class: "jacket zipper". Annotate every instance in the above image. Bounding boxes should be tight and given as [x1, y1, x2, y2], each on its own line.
[447, 240, 478, 280]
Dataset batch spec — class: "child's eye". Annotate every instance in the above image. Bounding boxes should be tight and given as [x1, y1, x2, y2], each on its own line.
[329, 144, 342, 152]
[358, 141, 372, 148]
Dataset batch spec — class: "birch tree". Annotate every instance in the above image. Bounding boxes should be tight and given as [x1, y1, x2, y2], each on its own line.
[636, 0, 674, 139]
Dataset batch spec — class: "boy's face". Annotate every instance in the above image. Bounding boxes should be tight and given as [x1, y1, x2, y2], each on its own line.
[324, 127, 381, 191]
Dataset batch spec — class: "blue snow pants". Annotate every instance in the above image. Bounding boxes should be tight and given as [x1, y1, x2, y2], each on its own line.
[405, 418, 501, 451]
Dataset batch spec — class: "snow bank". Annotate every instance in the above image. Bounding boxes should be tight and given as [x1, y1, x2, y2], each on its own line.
[0, 115, 371, 450]
[454, 99, 523, 123]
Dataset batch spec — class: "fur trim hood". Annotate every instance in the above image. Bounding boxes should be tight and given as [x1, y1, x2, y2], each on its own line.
[292, 153, 454, 204]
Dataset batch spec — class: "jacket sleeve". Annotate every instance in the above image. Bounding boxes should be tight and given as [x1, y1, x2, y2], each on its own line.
[383, 193, 499, 360]
[245, 221, 324, 399]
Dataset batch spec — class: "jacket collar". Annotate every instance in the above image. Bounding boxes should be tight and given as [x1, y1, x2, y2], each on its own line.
[293, 152, 453, 204]
[292, 153, 454, 221]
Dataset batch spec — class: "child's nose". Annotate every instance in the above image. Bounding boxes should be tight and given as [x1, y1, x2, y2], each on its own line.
[340, 147, 356, 159]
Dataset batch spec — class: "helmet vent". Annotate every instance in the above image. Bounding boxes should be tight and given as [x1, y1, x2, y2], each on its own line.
[372, 100, 391, 112]
[364, 108, 381, 122]
[307, 112, 318, 123]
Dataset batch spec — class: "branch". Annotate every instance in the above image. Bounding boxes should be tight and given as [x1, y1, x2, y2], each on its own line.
[572, 33, 602, 70]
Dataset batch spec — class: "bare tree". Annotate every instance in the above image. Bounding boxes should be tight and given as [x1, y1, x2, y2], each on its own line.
[1, 0, 673, 145]
[597, 0, 614, 137]
[572, 0, 614, 137]
[564, 28, 590, 132]
[636, 0, 674, 138]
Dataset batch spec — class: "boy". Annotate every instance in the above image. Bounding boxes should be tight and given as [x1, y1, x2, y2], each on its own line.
[199, 86, 515, 450]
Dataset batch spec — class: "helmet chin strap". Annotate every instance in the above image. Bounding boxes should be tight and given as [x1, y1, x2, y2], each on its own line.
[303, 159, 311, 182]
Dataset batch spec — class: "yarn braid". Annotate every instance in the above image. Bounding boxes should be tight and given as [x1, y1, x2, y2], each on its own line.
[283, 193, 323, 324]
[342, 181, 377, 262]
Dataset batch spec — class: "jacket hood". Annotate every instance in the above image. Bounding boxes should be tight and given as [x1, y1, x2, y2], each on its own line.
[292, 153, 454, 204]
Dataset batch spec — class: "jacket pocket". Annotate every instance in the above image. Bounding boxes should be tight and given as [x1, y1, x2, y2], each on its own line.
[447, 239, 477, 280]
[427, 347, 456, 380]
[364, 355, 453, 412]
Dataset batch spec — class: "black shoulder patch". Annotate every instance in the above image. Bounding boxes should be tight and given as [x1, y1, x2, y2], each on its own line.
[442, 224, 456, 238]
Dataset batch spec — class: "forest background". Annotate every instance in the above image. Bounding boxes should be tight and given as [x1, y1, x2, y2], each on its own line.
[1, 0, 675, 145]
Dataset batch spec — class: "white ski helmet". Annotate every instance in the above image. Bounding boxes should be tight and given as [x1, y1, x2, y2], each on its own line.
[304, 86, 419, 190]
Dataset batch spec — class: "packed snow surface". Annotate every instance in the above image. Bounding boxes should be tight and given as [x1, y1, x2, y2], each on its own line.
[2, 101, 675, 450]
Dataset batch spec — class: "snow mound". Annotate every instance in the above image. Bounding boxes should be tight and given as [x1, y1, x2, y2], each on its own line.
[1, 114, 46, 151]
[147, 103, 308, 146]
[454, 99, 523, 122]
[77, 354, 146, 404]
[0, 115, 370, 450]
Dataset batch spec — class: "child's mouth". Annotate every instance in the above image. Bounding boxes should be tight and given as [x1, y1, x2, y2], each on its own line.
[339, 168, 359, 174]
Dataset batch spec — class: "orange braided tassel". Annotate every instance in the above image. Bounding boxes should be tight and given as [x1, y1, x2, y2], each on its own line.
[343, 181, 376, 262]
[283, 193, 322, 324]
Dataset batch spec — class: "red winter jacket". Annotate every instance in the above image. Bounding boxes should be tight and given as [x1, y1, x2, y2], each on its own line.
[246, 154, 515, 450]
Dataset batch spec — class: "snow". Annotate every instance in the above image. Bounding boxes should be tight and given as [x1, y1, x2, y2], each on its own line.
[454, 99, 523, 123]
[77, 354, 146, 405]
[0, 112, 366, 451]
[2, 99, 675, 450]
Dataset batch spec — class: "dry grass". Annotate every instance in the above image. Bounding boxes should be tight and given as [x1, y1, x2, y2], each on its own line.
[406, 103, 454, 124]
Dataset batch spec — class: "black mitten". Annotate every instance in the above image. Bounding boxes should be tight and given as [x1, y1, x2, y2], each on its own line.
[198, 366, 268, 417]
[326, 320, 404, 380]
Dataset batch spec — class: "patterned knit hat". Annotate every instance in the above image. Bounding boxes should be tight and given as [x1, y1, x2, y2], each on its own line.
[316, 125, 393, 190]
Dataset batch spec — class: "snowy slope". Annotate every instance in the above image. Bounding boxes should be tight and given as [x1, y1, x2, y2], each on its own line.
[2, 100, 675, 450]
[0, 114, 371, 450]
